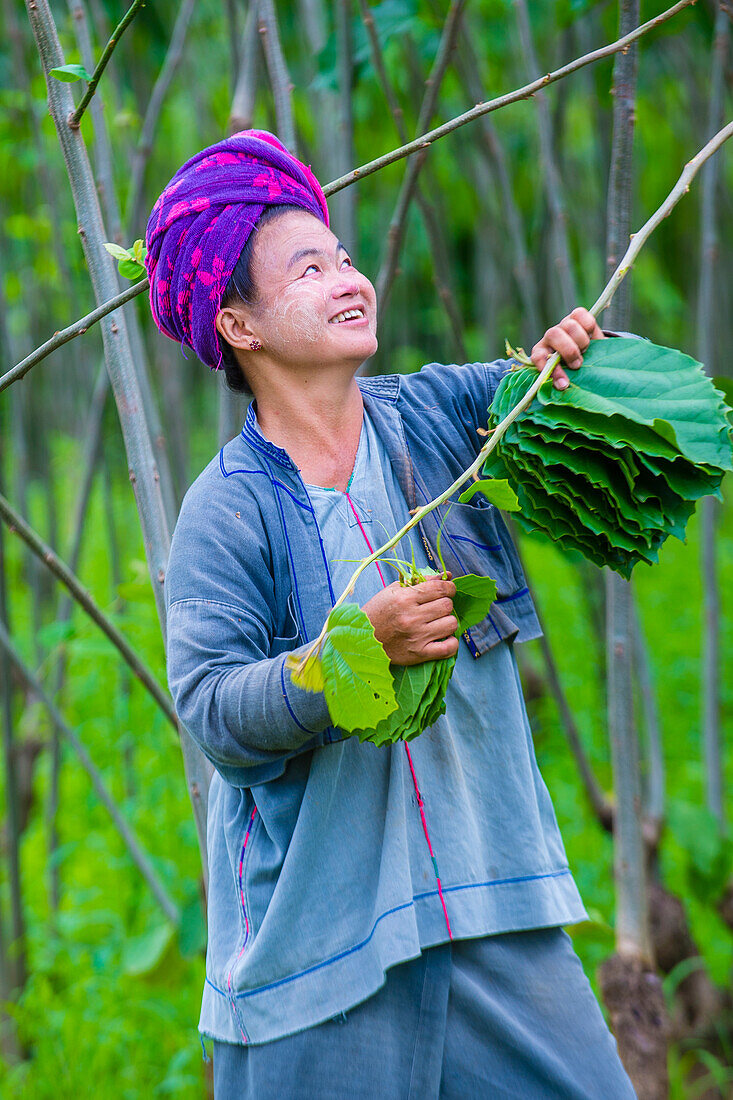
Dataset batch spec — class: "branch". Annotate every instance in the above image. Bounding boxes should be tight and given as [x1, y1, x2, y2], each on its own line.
[68, 0, 146, 128]
[0, 620, 180, 925]
[0, 278, 149, 394]
[0, 490, 178, 730]
[323, 0, 695, 196]
[293, 119, 733, 671]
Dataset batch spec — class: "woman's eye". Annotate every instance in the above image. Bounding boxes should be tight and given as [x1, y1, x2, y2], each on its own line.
[303, 263, 319, 276]
[340, 256, 353, 269]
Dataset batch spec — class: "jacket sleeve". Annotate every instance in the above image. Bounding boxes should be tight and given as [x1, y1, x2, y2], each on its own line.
[165, 471, 332, 787]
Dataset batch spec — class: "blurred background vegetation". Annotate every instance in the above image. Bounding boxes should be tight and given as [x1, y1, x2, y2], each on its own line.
[0, 0, 731, 1095]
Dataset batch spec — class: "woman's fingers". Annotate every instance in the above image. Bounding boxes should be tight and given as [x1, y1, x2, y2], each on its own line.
[420, 636, 460, 660]
[413, 577, 456, 603]
[531, 307, 605, 390]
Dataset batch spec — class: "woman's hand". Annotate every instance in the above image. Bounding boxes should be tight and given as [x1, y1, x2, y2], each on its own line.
[362, 577, 459, 666]
[531, 307, 605, 390]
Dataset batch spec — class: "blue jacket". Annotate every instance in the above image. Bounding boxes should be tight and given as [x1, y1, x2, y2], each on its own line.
[165, 360, 586, 1045]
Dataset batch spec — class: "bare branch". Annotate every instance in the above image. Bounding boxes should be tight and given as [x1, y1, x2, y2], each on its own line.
[229, 0, 261, 134]
[0, 279, 149, 395]
[324, 0, 695, 196]
[68, 0, 146, 128]
[0, 491, 178, 730]
[0, 621, 180, 925]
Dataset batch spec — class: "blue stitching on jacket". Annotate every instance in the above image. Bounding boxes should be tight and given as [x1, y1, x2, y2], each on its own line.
[202, 867, 574, 1000]
[219, 449, 270, 479]
[271, 480, 316, 512]
[448, 534, 502, 553]
[263, 457, 308, 638]
[280, 660, 320, 735]
[495, 587, 530, 604]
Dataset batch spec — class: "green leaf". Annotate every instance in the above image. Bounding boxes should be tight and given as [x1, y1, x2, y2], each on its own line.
[485, 337, 733, 576]
[458, 478, 520, 511]
[352, 571, 497, 747]
[118, 258, 146, 280]
[290, 603, 397, 730]
[452, 573, 498, 632]
[103, 242, 131, 261]
[131, 238, 147, 263]
[50, 64, 91, 83]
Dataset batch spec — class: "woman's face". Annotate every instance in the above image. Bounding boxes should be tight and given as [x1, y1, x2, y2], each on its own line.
[243, 209, 378, 372]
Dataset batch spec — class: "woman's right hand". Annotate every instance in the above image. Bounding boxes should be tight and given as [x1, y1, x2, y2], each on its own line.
[361, 577, 459, 665]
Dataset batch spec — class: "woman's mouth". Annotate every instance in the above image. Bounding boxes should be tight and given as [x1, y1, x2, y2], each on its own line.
[328, 307, 367, 325]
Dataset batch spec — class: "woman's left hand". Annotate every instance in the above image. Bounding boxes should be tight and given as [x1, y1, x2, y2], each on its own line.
[531, 307, 605, 390]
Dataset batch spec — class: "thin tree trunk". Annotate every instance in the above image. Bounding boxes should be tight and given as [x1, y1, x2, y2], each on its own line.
[512, 0, 578, 315]
[229, 0, 261, 134]
[258, 0, 297, 153]
[375, 0, 467, 311]
[24, 0, 212, 889]
[0, 398, 27, 1009]
[358, 0, 467, 360]
[332, 0, 357, 253]
[126, 0, 196, 236]
[597, 4, 669, 1096]
[455, 32, 543, 342]
[632, 601, 664, 831]
[697, 4, 728, 829]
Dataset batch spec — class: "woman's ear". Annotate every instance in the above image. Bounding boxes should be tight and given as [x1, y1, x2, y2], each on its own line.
[216, 305, 258, 351]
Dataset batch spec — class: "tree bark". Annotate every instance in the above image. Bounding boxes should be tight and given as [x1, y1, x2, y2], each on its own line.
[598, 3, 669, 1095]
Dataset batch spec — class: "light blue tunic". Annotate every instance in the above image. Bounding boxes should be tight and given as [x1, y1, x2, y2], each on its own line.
[195, 402, 586, 1046]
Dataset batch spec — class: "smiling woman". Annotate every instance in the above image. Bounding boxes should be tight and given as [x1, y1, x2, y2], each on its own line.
[145, 130, 635, 1099]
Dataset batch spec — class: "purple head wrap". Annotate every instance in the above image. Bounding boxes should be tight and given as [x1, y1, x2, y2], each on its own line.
[145, 130, 329, 370]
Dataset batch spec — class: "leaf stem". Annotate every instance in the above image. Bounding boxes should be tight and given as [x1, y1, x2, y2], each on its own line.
[294, 117, 733, 673]
[68, 0, 146, 129]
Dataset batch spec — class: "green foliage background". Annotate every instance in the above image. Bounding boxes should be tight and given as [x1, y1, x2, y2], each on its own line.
[0, 0, 731, 1094]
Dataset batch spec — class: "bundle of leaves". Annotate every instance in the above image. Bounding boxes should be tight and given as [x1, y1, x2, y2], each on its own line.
[480, 338, 732, 578]
[287, 563, 496, 746]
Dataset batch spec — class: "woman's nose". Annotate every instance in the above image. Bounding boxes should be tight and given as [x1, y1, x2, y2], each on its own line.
[331, 272, 361, 298]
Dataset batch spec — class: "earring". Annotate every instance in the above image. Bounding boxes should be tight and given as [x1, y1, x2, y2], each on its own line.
[249, 339, 262, 351]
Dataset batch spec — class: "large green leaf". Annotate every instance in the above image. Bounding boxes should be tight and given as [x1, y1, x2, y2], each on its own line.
[290, 603, 397, 730]
[485, 338, 732, 576]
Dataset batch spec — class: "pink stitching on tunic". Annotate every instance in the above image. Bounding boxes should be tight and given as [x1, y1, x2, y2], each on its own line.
[344, 491, 453, 940]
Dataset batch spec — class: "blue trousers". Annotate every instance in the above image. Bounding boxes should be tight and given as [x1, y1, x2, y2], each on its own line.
[212, 928, 637, 1099]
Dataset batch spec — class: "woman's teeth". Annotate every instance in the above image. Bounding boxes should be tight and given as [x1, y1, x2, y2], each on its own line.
[329, 309, 363, 324]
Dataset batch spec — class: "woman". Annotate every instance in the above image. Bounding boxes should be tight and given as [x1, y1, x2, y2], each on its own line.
[146, 130, 636, 1098]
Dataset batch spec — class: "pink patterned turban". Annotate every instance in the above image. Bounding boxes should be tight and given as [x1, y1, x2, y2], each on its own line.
[145, 130, 329, 370]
